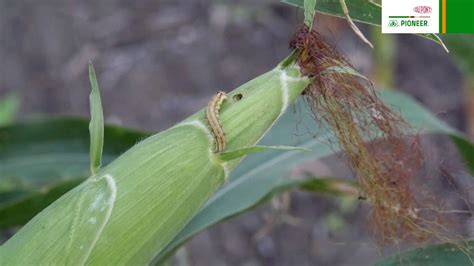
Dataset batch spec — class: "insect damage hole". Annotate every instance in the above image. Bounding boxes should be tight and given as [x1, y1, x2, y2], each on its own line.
[232, 93, 243, 102]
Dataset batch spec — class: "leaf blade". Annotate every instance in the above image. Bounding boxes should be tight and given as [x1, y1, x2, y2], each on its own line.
[0, 118, 148, 229]
[219, 145, 308, 161]
[281, 0, 442, 45]
[0, 94, 19, 126]
[375, 241, 474, 266]
[88, 63, 104, 175]
[304, 0, 317, 29]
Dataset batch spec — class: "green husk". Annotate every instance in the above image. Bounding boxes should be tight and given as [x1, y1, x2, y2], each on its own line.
[1, 56, 310, 265]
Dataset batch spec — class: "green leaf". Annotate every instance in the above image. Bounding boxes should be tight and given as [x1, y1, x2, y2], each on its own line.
[450, 135, 474, 175]
[0, 94, 19, 126]
[219, 145, 308, 162]
[0, 118, 148, 229]
[0, 178, 83, 229]
[300, 177, 359, 197]
[443, 35, 474, 75]
[153, 90, 471, 262]
[323, 65, 370, 80]
[284, 0, 380, 25]
[88, 63, 104, 175]
[380, 89, 474, 175]
[375, 241, 474, 266]
[304, 0, 317, 29]
[281, 0, 442, 45]
[439, 35, 474, 174]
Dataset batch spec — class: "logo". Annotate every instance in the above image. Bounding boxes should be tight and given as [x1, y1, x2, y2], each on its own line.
[382, 0, 439, 33]
[413, 6, 432, 14]
[388, 20, 399, 27]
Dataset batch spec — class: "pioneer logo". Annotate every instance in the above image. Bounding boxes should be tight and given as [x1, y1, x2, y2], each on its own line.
[382, 0, 439, 34]
[413, 6, 432, 14]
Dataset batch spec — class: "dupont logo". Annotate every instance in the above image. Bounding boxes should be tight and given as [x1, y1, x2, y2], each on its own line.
[413, 6, 432, 14]
[383, 0, 474, 34]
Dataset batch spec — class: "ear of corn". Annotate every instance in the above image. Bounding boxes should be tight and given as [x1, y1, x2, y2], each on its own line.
[1, 56, 310, 265]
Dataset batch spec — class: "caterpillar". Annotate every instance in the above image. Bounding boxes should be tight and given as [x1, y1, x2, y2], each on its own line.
[205, 91, 228, 153]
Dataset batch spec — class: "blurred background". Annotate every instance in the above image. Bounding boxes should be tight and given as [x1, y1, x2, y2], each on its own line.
[0, 0, 472, 265]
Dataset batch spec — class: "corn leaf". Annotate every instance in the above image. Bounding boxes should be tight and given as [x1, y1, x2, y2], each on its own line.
[376, 241, 474, 266]
[0, 118, 147, 229]
[304, 0, 317, 29]
[0, 94, 19, 126]
[0, 178, 83, 229]
[88, 63, 104, 175]
[281, 0, 443, 46]
[219, 145, 308, 161]
[450, 135, 474, 175]
[443, 35, 474, 75]
[299, 177, 359, 197]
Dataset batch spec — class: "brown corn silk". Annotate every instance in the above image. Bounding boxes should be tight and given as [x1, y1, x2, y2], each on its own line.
[289, 25, 468, 246]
